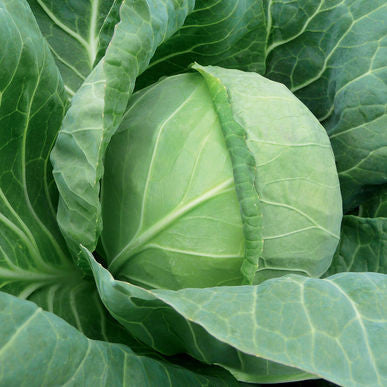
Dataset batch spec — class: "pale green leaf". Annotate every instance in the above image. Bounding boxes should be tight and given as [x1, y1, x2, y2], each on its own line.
[87, 250, 387, 386]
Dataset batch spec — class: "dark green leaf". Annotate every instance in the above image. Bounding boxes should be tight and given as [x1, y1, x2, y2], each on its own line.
[265, 1, 387, 210]
[325, 216, 386, 275]
[136, 0, 268, 89]
[0, 0, 144, 346]
[359, 185, 387, 218]
[27, 0, 122, 96]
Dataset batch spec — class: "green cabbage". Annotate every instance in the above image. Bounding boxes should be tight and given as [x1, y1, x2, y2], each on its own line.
[101, 66, 342, 289]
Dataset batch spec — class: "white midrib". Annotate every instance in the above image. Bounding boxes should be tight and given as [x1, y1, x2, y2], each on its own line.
[88, 0, 99, 66]
[37, 0, 99, 67]
[0, 267, 73, 282]
[108, 178, 234, 274]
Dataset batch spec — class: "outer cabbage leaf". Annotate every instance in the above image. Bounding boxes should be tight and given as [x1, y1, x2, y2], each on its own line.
[87, 250, 315, 384]
[0, 0, 149, 346]
[136, 0, 268, 90]
[0, 291, 236, 386]
[27, 0, 122, 96]
[359, 184, 387, 218]
[264, 0, 387, 210]
[0, 0, 70, 284]
[50, 0, 195, 266]
[326, 184, 386, 276]
[0, 0, 73, 295]
[325, 216, 386, 276]
[87, 250, 387, 386]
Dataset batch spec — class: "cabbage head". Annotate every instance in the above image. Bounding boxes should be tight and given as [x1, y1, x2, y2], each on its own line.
[101, 65, 342, 290]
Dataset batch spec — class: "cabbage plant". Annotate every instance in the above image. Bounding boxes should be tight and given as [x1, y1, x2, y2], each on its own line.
[0, 0, 386, 386]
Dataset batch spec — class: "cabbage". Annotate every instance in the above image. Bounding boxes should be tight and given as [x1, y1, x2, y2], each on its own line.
[101, 66, 342, 289]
